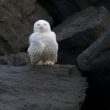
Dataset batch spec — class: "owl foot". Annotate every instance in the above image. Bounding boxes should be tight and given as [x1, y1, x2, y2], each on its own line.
[44, 60, 54, 65]
[36, 60, 45, 65]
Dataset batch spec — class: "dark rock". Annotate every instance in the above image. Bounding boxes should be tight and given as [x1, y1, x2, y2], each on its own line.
[88, 0, 110, 10]
[38, 0, 80, 24]
[39, 0, 110, 25]
[0, 54, 14, 65]
[0, 0, 53, 55]
[77, 25, 110, 73]
[14, 52, 30, 66]
[53, 7, 110, 64]
[73, 0, 91, 10]
[77, 26, 110, 110]
[0, 52, 29, 66]
[0, 65, 87, 110]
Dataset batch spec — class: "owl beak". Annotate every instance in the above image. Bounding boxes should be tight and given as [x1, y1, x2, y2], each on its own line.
[39, 26, 43, 30]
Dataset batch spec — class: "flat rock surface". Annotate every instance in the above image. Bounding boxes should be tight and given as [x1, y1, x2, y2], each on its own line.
[0, 65, 87, 110]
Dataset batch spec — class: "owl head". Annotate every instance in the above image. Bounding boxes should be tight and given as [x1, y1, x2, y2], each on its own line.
[33, 20, 51, 33]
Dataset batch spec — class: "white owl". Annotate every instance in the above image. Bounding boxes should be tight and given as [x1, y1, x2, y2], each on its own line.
[27, 20, 58, 65]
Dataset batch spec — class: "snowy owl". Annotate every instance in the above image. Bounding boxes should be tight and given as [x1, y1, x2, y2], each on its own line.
[27, 20, 58, 65]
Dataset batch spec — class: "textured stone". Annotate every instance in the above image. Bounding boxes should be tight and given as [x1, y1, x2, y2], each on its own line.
[0, 0, 53, 55]
[53, 7, 110, 64]
[0, 52, 29, 66]
[39, 0, 79, 24]
[0, 65, 87, 110]
[77, 26, 110, 110]
[77, 25, 110, 73]
[39, 0, 110, 25]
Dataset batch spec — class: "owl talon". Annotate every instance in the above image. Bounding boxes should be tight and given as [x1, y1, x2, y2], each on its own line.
[44, 61, 54, 65]
[36, 60, 44, 65]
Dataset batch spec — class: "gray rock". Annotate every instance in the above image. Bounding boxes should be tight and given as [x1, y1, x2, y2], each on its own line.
[77, 25, 110, 73]
[0, 65, 87, 110]
[14, 52, 30, 66]
[73, 0, 91, 10]
[88, 0, 110, 10]
[0, 0, 53, 55]
[39, 0, 79, 23]
[53, 7, 110, 64]
[0, 52, 29, 66]
[39, 0, 110, 24]
[77, 25, 110, 110]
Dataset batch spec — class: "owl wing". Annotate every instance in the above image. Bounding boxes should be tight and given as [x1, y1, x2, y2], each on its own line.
[27, 33, 45, 64]
[51, 32, 56, 40]
[51, 32, 58, 50]
[28, 42, 45, 64]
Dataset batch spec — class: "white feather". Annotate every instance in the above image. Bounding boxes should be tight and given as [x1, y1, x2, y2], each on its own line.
[27, 20, 58, 65]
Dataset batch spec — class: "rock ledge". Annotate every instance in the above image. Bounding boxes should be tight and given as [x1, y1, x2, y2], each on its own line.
[0, 65, 87, 110]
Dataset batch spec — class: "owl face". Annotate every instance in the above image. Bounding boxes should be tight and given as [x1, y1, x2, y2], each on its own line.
[33, 20, 51, 33]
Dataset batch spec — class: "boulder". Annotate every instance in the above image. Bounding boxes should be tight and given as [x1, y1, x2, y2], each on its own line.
[77, 25, 110, 110]
[53, 7, 110, 64]
[38, 0, 79, 24]
[0, 65, 87, 110]
[77, 25, 110, 73]
[88, 0, 110, 10]
[73, 0, 91, 10]
[0, 0, 53, 55]
[39, 0, 110, 25]
[0, 52, 29, 66]
[73, 0, 110, 11]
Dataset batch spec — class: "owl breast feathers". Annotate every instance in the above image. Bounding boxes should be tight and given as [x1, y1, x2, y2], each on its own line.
[27, 20, 58, 65]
